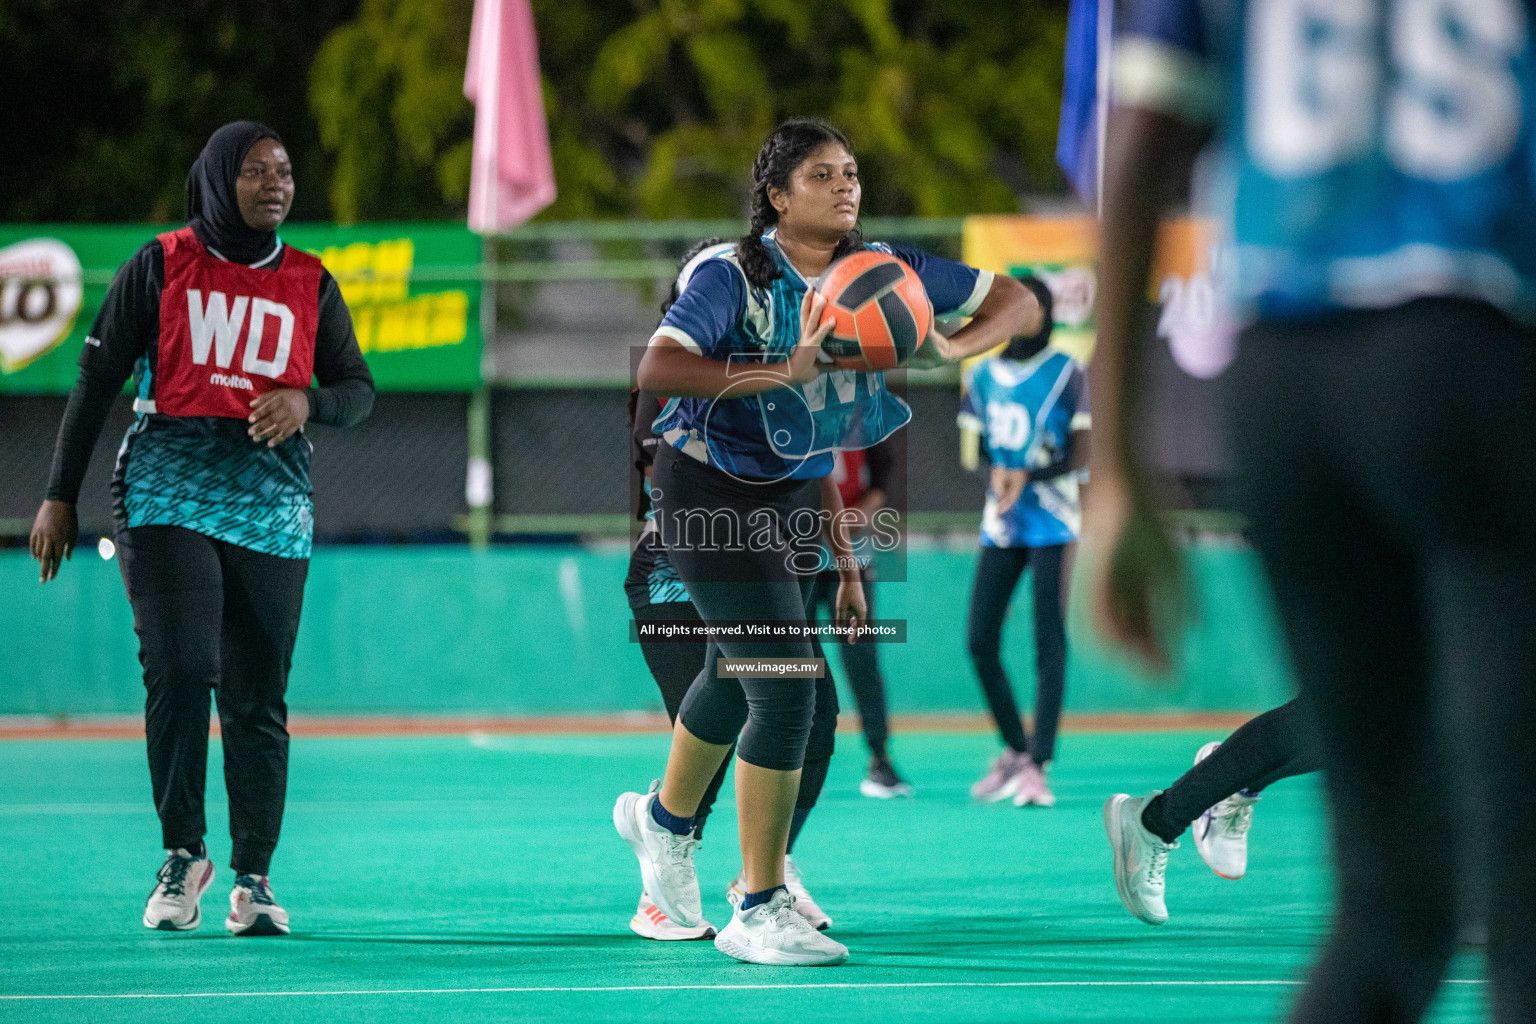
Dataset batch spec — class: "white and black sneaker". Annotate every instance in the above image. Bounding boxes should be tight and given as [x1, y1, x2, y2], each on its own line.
[614, 782, 703, 928]
[859, 754, 913, 799]
[143, 848, 214, 931]
[1104, 791, 1177, 926]
[226, 874, 290, 936]
[1192, 741, 1258, 880]
[714, 888, 849, 966]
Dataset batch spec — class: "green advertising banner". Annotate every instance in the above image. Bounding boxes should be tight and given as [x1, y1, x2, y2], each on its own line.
[0, 223, 482, 393]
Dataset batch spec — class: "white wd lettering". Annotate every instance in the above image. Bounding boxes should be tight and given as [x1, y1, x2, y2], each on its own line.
[186, 290, 294, 379]
[187, 289, 248, 368]
[242, 298, 294, 378]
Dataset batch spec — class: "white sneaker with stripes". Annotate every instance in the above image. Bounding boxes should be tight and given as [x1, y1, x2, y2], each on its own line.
[629, 890, 716, 940]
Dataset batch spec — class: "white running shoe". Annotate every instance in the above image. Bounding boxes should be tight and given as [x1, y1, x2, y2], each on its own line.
[629, 890, 716, 940]
[714, 888, 849, 966]
[1192, 741, 1258, 880]
[1012, 761, 1057, 808]
[143, 848, 214, 931]
[727, 856, 833, 931]
[970, 749, 1031, 802]
[613, 782, 703, 928]
[1104, 792, 1177, 926]
[225, 874, 290, 936]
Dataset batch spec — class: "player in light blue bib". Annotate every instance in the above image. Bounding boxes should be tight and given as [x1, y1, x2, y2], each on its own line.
[957, 275, 1089, 809]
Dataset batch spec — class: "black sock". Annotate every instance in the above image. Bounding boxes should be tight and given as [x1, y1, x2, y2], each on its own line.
[1139, 794, 1185, 844]
[741, 884, 789, 911]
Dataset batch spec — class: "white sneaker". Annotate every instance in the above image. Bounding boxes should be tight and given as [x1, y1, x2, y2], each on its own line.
[1104, 792, 1177, 926]
[1011, 761, 1057, 808]
[1192, 741, 1257, 880]
[225, 874, 290, 936]
[143, 849, 214, 931]
[714, 889, 849, 965]
[613, 782, 703, 928]
[727, 857, 833, 931]
[630, 890, 716, 940]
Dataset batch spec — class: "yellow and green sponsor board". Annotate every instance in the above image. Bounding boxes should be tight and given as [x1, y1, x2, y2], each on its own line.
[0, 223, 482, 393]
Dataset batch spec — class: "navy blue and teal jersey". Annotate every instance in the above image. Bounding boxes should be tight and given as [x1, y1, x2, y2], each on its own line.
[45, 236, 374, 559]
[959, 349, 1090, 548]
[1114, 0, 1536, 322]
[651, 230, 994, 481]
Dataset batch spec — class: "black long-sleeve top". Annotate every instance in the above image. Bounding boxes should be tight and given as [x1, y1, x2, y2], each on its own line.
[46, 239, 374, 504]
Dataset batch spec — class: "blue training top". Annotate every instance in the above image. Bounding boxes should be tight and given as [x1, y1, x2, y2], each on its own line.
[1114, 0, 1536, 323]
[652, 229, 992, 481]
[959, 348, 1090, 548]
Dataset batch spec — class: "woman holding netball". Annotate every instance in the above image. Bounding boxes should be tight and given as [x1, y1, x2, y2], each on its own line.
[29, 122, 374, 936]
[614, 119, 1039, 965]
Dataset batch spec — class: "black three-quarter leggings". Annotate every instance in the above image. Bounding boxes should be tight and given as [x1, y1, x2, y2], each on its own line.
[116, 525, 307, 876]
[966, 543, 1068, 764]
[652, 446, 824, 772]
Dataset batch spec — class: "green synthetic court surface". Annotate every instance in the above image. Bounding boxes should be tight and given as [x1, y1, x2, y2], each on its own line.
[0, 731, 1487, 1023]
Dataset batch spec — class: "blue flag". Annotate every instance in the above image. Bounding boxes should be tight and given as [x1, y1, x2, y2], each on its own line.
[1056, 0, 1105, 206]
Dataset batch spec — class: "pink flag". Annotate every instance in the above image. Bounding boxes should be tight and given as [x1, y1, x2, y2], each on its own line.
[464, 0, 556, 234]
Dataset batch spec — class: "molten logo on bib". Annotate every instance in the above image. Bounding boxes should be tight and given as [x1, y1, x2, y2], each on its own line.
[153, 228, 321, 419]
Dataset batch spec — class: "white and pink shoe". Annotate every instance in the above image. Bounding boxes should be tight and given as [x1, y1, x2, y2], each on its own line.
[143, 849, 214, 931]
[226, 874, 289, 936]
[630, 891, 716, 940]
[1012, 761, 1057, 807]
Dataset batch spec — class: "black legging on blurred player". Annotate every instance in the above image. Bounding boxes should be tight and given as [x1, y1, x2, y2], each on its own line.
[1139, 697, 1324, 843]
[966, 543, 1067, 765]
[119, 525, 307, 876]
[1232, 299, 1536, 1024]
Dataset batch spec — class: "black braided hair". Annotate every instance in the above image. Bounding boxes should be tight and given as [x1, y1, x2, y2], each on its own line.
[736, 120, 864, 289]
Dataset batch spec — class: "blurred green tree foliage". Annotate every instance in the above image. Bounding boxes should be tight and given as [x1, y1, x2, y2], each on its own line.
[3, 0, 1067, 223]
[0, 0, 360, 222]
[315, 0, 1069, 220]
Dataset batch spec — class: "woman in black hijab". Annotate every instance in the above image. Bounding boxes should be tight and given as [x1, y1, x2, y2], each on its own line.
[30, 121, 374, 937]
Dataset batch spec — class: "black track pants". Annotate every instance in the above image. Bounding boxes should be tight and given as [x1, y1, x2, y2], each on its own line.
[965, 543, 1068, 764]
[117, 525, 307, 875]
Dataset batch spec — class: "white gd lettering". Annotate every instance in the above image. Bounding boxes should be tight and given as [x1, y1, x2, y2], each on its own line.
[1248, 0, 1526, 180]
[186, 290, 294, 378]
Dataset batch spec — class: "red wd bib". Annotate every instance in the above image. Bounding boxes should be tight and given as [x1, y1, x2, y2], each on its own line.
[154, 227, 321, 418]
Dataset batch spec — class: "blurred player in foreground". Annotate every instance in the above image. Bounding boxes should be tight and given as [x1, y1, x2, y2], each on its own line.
[1085, 0, 1536, 1019]
[29, 122, 374, 936]
[959, 276, 1089, 809]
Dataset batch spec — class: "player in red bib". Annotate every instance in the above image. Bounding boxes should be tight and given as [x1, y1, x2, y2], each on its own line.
[30, 122, 374, 936]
